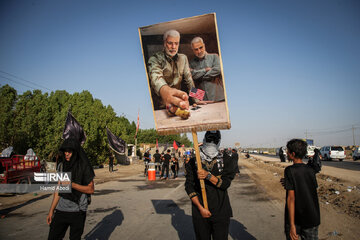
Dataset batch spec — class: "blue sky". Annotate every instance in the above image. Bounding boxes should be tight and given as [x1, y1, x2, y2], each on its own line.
[1, 0, 359, 147]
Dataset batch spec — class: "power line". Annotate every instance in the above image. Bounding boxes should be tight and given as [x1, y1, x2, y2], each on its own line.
[0, 70, 52, 91]
[306, 123, 360, 133]
[307, 126, 359, 136]
[0, 74, 37, 90]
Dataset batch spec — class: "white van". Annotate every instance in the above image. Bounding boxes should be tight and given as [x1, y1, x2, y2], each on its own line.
[306, 145, 318, 159]
[320, 146, 346, 161]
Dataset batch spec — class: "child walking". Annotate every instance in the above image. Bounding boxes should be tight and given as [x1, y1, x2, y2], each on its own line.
[283, 139, 320, 240]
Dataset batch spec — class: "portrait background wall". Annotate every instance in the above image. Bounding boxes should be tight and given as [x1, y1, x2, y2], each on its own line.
[139, 13, 231, 135]
[140, 14, 219, 64]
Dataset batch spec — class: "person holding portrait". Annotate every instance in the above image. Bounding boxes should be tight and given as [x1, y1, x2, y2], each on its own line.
[185, 131, 236, 239]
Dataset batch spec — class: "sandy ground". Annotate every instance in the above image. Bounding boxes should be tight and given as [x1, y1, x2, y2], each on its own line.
[241, 154, 360, 240]
[0, 163, 145, 211]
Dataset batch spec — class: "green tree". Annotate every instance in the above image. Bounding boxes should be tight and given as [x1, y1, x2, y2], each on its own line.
[137, 129, 192, 147]
[1, 85, 192, 165]
[11, 90, 52, 154]
[0, 85, 17, 149]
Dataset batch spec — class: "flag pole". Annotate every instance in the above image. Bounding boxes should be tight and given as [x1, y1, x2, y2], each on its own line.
[134, 109, 140, 158]
[192, 131, 208, 210]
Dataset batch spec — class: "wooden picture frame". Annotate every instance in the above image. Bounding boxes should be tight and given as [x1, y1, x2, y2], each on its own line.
[139, 13, 231, 135]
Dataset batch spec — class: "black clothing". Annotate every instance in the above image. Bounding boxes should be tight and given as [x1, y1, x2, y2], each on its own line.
[185, 154, 236, 221]
[160, 154, 171, 178]
[144, 152, 150, 175]
[308, 149, 322, 173]
[192, 216, 230, 240]
[144, 152, 150, 162]
[171, 159, 179, 178]
[279, 148, 285, 162]
[285, 224, 319, 240]
[284, 163, 320, 228]
[154, 153, 161, 172]
[48, 138, 94, 240]
[232, 152, 239, 173]
[48, 210, 86, 240]
[163, 153, 171, 165]
[161, 164, 169, 178]
[204, 130, 221, 145]
[153, 153, 161, 163]
[58, 138, 95, 203]
[109, 156, 114, 172]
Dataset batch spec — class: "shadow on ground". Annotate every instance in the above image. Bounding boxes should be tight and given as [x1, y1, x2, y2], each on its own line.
[152, 199, 194, 240]
[151, 199, 256, 240]
[0, 193, 51, 216]
[229, 219, 257, 240]
[85, 209, 124, 240]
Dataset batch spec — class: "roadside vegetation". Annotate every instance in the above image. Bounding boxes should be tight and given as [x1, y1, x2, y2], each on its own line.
[0, 84, 192, 165]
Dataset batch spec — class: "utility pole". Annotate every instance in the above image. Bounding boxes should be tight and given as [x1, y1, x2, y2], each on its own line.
[352, 125, 356, 146]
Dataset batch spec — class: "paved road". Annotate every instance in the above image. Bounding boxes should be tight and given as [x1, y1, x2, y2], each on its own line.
[249, 153, 360, 184]
[0, 168, 284, 240]
[251, 153, 360, 171]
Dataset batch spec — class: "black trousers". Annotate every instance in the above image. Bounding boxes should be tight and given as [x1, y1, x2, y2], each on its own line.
[171, 165, 177, 178]
[155, 162, 161, 172]
[48, 210, 86, 240]
[192, 216, 230, 240]
[160, 164, 169, 178]
[144, 161, 149, 175]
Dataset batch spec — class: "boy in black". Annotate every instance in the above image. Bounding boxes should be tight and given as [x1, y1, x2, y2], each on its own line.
[283, 139, 320, 240]
[153, 150, 161, 174]
[160, 149, 171, 180]
[171, 156, 179, 179]
[143, 150, 150, 176]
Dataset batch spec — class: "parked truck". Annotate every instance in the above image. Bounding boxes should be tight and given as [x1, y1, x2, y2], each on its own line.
[0, 148, 42, 184]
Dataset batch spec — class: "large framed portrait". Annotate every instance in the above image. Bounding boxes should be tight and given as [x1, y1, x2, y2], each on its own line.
[139, 13, 231, 135]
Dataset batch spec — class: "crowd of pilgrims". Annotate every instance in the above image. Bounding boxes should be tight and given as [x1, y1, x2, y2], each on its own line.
[143, 147, 239, 180]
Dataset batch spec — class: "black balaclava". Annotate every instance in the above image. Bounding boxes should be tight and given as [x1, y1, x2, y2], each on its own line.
[200, 131, 221, 162]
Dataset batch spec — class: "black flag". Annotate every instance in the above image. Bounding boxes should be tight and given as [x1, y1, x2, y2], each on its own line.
[106, 127, 126, 154]
[173, 140, 181, 150]
[63, 111, 86, 145]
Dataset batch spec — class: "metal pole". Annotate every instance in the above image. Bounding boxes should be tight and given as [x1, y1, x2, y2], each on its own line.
[353, 125, 356, 146]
